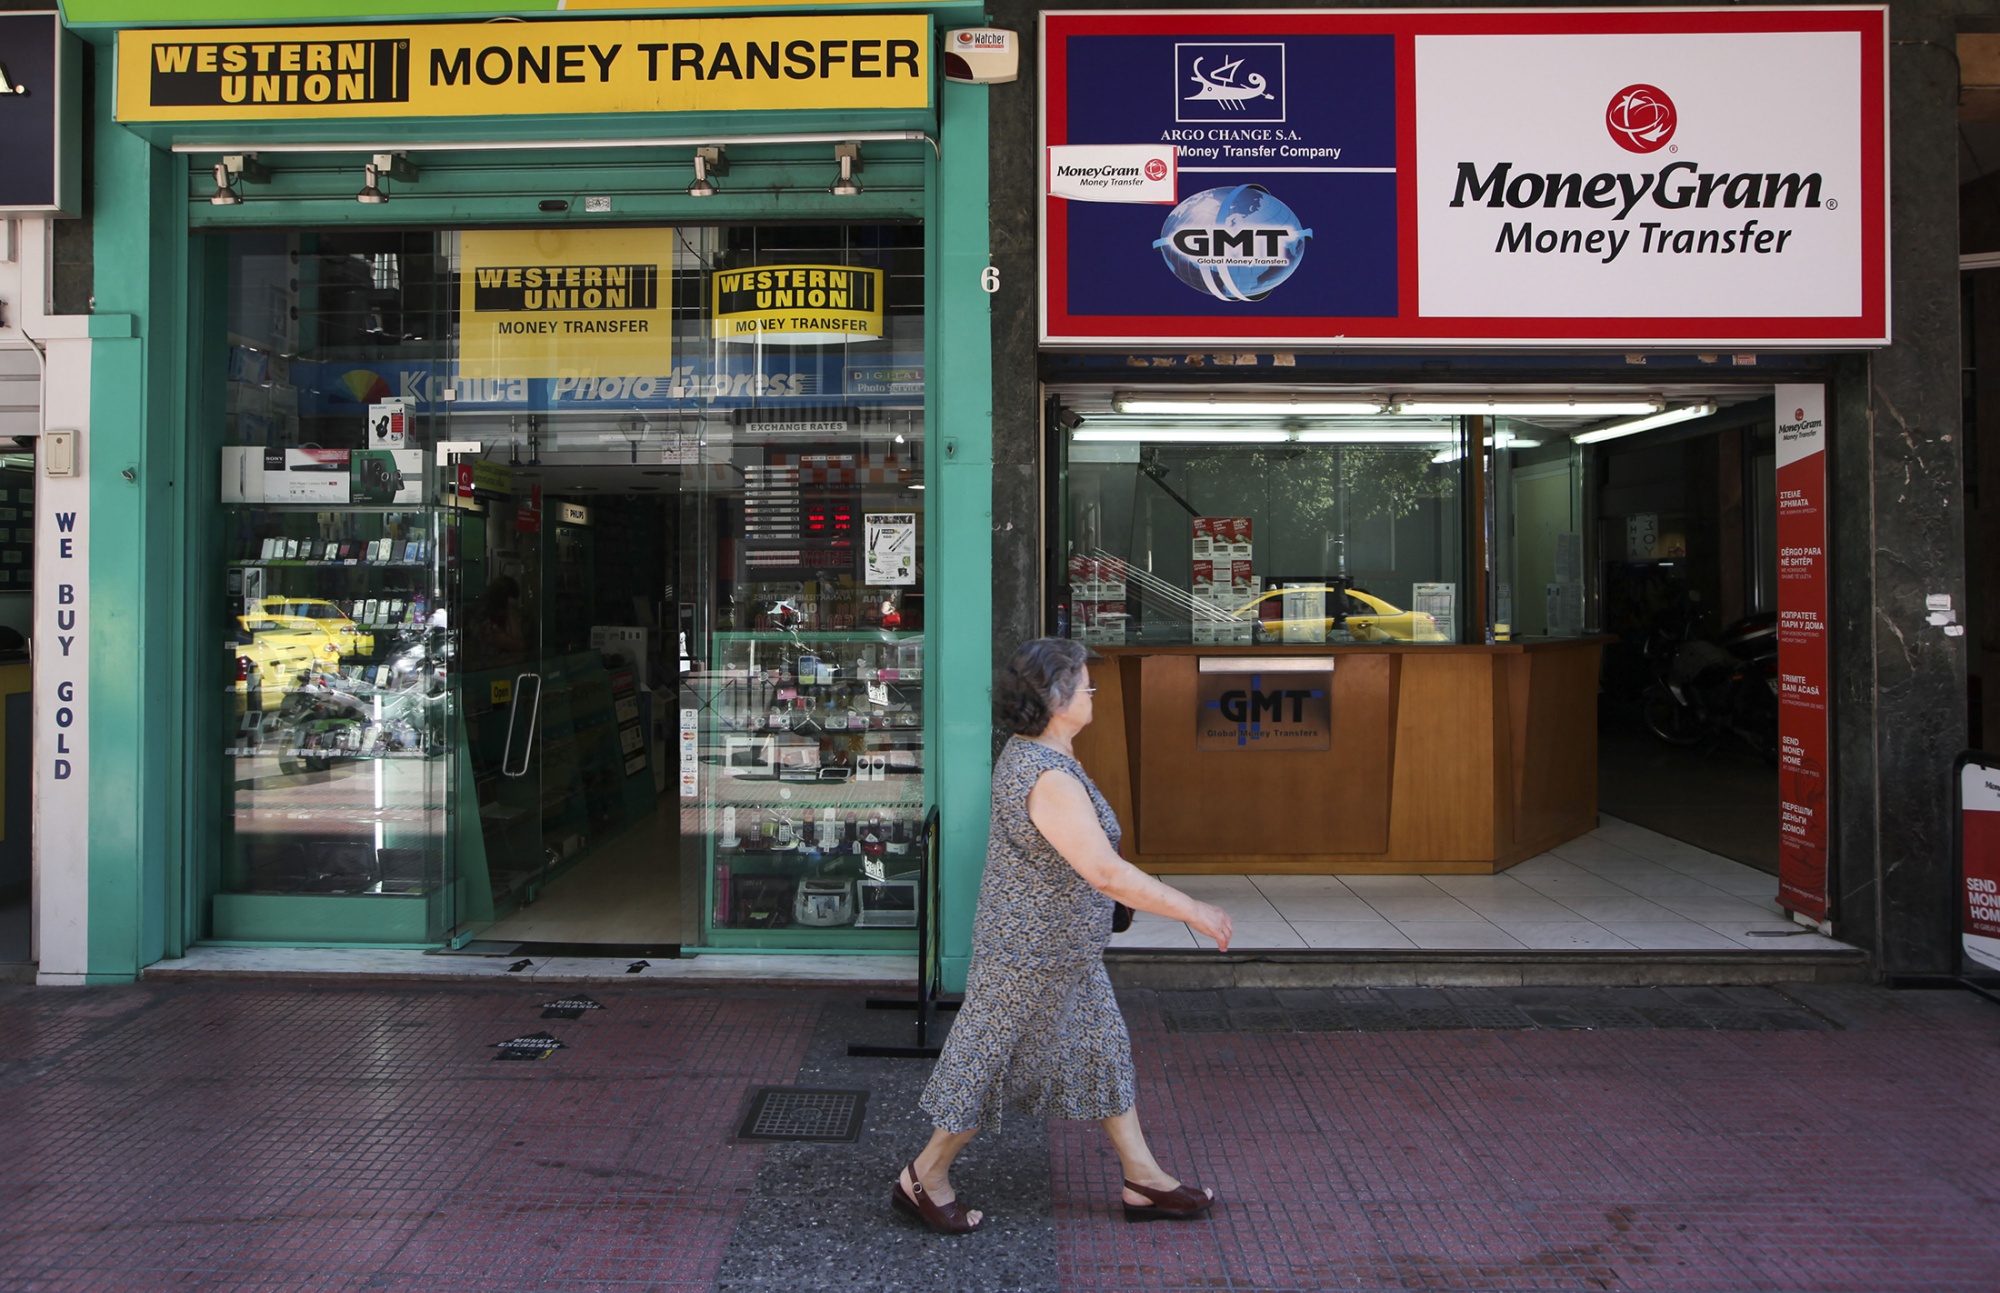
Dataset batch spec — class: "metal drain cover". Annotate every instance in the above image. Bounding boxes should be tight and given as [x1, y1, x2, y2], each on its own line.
[735, 1087, 869, 1143]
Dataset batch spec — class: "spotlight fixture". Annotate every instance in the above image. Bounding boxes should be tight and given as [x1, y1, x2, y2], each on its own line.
[830, 142, 863, 196]
[208, 153, 269, 206]
[210, 162, 240, 206]
[688, 146, 724, 197]
[1571, 403, 1718, 445]
[356, 152, 418, 205]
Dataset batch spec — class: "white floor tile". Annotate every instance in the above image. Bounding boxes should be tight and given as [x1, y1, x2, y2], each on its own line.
[1428, 874, 1543, 898]
[1598, 920, 1748, 950]
[1260, 891, 1381, 921]
[1513, 873, 1633, 900]
[1647, 894, 1789, 922]
[1163, 878, 1280, 921]
[1495, 922, 1637, 951]
[1340, 874, 1456, 895]
[1290, 920, 1416, 949]
[1547, 837, 1649, 866]
[1393, 920, 1525, 950]
[1701, 921, 1850, 951]
[1597, 871, 1744, 901]
[1459, 895, 1583, 922]
[1354, 892, 1482, 922]
[1195, 920, 1305, 950]
[1249, 874, 1358, 899]
[1548, 895, 1684, 922]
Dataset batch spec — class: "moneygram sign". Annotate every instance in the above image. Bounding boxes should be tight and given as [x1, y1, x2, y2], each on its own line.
[1042, 8, 1887, 348]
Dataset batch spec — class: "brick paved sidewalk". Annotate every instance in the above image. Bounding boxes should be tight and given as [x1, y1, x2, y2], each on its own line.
[1, 979, 1996, 1291]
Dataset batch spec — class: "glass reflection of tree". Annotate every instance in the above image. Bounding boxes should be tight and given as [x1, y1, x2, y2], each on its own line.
[1168, 444, 1456, 527]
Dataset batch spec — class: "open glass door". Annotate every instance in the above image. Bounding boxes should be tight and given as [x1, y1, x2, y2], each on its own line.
[443, 448, 555, 942]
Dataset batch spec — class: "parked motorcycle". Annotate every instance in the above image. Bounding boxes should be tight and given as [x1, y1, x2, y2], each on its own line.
[1641, 610, 1779, 762]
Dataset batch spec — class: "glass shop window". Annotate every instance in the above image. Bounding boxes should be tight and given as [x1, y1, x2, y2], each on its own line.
[1060, 412, 1466, 645]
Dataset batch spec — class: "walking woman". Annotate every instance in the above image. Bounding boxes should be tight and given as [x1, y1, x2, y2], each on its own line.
[893, 638, 1235, 1234]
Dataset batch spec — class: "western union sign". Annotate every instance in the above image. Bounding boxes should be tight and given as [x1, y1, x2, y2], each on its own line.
[713, 265, 884, 345]
[459, 229, 674, 380]
[115, 16, 930, 121]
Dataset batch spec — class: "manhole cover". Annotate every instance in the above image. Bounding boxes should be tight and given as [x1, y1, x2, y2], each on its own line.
[735, 1087, 869, 1142]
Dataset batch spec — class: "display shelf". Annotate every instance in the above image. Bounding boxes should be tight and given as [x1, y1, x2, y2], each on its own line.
[702, 630, 929, 937]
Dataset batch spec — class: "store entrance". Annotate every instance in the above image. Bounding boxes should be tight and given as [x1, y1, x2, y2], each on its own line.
[448, 452, 693, 953]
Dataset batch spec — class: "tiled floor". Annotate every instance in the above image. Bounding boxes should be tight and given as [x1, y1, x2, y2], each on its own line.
[1113, 814, 1848, 952]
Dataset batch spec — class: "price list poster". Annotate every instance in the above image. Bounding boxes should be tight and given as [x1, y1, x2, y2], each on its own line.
[1775, 385, 1830, 921]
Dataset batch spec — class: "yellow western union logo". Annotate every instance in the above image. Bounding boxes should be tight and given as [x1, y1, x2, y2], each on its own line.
[711, 265, 884, 344]
[150, 39, 407, 107]
[471, 265, 661, 313]
[116, 16, 930, 121]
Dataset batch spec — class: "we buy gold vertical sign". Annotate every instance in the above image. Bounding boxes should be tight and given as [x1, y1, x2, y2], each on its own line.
[116, 15, 930, 120]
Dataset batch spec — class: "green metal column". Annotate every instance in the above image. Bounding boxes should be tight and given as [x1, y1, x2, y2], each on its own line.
[86, 43, 183, 980]
[931, 76, 992, 992]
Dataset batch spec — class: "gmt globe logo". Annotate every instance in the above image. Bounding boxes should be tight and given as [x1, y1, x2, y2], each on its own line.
[1154, 185, 1313, 303]
[1606, 84, 1676, 153]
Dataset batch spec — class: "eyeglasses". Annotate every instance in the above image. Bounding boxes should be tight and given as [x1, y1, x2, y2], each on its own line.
[1083, 686, 1099, 695]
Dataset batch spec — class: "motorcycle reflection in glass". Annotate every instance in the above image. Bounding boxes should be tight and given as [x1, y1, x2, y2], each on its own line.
[1641, 610, 1780, 763]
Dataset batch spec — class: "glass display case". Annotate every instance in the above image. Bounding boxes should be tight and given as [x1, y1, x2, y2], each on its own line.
[701, 630, 925, 947]
[218, 504, 450, 941]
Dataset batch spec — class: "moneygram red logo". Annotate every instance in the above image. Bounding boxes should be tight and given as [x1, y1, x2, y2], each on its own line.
[1606, 84, 1676, 154]
[1145, 158, 1169, 181]
[1795, 408, 1805, 422]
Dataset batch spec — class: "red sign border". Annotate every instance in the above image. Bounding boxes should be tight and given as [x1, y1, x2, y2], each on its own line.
[1040, 6, 1890, 348]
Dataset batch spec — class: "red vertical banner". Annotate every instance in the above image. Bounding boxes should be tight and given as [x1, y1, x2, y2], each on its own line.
[1961, 755, 2000, 974]
[1775, 385, 1830, 921]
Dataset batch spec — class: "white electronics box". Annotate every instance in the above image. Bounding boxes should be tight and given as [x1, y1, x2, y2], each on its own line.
[943, 28, 1018, 84]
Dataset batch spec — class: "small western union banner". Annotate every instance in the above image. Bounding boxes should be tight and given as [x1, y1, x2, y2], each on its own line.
[458, 229, 673, 380]
[115, 16, 929, 121]
[712, 265, 884, 345]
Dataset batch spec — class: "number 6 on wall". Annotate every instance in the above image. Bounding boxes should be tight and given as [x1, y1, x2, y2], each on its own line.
[980, 266, 999, 293]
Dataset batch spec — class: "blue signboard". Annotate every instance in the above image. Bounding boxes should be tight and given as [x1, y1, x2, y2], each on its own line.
[1051, 29, 1398, 330]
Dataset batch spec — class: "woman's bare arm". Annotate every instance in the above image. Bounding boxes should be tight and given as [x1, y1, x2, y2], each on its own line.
[1027, 768, 1233, 950]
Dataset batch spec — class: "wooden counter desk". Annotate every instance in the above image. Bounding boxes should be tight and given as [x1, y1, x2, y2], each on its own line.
[1072, 639, 1607, 875]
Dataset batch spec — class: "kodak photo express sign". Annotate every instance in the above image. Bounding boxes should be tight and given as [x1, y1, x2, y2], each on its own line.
[1042, 7, 1887, 347]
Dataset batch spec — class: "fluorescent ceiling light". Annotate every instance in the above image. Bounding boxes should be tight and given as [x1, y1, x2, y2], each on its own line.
[1075, 425, 1455, 445]
[1293, 428, 1460, 444]
[1114, 396, 1386, 416]
[1572, 403, 1718, 444]
[1395, 399, 1662, 417]
[1073, 427, 1287, 443]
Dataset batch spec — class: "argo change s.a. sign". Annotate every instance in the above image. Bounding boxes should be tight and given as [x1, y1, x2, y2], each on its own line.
[1041, 7, 1886, 348]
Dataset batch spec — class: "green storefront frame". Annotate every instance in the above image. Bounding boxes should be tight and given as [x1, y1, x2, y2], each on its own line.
[69, 5, 993, 988]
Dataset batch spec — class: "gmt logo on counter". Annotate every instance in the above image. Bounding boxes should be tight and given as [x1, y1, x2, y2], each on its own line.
[1195, 668, 1332, 751]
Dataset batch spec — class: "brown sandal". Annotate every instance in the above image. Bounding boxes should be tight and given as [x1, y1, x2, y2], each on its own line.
[1122, 1178, 1215, 1222]
[891, 1160, 983, 1234]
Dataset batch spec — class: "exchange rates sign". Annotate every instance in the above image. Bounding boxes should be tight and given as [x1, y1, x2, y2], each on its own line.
[1041, 7, 1887, 348]
[1775, 384, 1830, 922]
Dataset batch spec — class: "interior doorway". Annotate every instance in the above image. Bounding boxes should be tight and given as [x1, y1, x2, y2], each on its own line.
[1589, 406, 1781, 873]
[450, 458, 690, 954]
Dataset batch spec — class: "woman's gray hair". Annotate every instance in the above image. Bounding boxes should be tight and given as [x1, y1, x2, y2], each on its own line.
[994, 637, 1092, 737]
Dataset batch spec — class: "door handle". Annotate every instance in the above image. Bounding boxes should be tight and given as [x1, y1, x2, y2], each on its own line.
[501, 672, 542, 778]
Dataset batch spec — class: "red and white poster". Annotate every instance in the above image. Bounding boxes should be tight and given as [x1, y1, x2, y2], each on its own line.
[1775, 384, 1830, 921]
[1960, 755, 2000, 974]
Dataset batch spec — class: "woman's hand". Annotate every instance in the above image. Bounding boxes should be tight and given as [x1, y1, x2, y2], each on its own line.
[1186, 902, 1233, 952]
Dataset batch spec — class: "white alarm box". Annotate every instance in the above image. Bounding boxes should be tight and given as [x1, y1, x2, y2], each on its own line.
[943, 29, 1018, 84]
